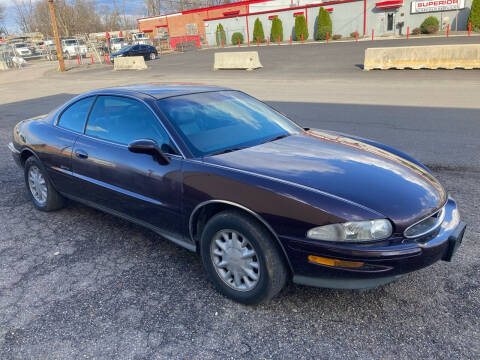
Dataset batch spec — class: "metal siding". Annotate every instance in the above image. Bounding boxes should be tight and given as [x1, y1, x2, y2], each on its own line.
[204, 0, 473, 45]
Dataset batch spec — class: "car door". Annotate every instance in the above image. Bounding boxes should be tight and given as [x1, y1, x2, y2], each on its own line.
[47, 96, 95, 192]
[138, 45, 148, 59]
[130, 45, 140, 56]
[70, 95, 184, 238]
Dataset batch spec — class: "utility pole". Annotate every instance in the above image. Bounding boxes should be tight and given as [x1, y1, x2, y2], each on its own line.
[48, 0, 65, 72]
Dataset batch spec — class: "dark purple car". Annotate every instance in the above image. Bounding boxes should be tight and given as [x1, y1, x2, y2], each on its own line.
[8, 85, 466, 304]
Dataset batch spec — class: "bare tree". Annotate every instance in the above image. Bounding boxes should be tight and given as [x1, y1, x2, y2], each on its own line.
[0, 2, 4, 23]
[145, 0, 162, 16]
[0, 3, 6, 35]
[28, 0, 107, 37]
[115, 0, 136, 29]
[11, 0, 35, 33]
[157, 0, 232, 13]
[103, 0, 136, 30]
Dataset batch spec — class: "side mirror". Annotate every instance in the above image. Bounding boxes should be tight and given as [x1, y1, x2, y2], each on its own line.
[128, 139, 170, 165]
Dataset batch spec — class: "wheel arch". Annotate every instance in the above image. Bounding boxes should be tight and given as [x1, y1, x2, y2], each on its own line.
[20, 147, 38, 166]
[189, 200, 293, 273]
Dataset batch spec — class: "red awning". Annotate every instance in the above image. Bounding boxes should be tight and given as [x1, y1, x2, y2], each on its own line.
[375, 0, 403, 9]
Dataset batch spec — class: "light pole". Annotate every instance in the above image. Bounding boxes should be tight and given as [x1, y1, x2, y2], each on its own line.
[48, 0, 65, 72]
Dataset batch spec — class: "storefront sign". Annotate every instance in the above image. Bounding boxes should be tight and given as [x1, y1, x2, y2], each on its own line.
[411, 0, 464, 13]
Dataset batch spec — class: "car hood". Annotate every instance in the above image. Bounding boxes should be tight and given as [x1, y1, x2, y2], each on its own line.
[204, 130, 447, 230]
[111, 50, 126, 56]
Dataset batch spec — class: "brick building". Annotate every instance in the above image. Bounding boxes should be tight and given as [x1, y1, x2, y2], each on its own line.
[138, 0, 471, 48]
[137, 0, 271, 47]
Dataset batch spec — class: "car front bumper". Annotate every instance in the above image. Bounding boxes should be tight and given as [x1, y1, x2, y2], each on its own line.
[282, 197, 466, 289]
[8, 142, 22, 167]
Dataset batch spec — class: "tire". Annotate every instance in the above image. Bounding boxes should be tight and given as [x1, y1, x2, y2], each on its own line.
[149, 52, 156, 60]
[24, 156, 65, 212]
[200, 210, 288, 304]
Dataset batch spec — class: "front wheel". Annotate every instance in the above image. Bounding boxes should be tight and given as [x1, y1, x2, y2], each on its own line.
[200, 210, 288, 304]
[24, 157, 65, 212]
[149, 52, 156, 60]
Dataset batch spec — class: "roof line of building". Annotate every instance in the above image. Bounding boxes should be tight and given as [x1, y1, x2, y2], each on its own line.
[203, 0, 360, 21]
[137, 0, 272, 22]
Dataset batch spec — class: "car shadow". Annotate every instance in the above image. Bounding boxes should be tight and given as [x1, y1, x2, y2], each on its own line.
[0, 93, 77, 129]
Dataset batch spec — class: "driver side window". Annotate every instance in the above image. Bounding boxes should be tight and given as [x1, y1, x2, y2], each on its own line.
[85, 96, 175, 153]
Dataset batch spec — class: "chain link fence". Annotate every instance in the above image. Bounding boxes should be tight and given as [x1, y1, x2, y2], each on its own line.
[0, 43, 13, 69]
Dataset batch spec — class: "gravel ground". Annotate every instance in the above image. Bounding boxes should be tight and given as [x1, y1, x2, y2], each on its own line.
[0, 38, 479, 359]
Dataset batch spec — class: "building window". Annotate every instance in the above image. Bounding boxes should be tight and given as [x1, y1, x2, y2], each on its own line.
[186, 23, 198, 35]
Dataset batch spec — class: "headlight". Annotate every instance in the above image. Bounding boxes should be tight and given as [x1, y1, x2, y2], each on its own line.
[307, 219, 393, 242]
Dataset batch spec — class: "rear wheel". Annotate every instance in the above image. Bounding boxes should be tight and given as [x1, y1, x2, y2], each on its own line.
[24, 157, 65, 212]
[149, 52, 156, 60]
[200, 210, 288, 304]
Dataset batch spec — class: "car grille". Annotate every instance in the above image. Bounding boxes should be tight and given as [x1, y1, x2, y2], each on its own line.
[404, 206, 445, 238]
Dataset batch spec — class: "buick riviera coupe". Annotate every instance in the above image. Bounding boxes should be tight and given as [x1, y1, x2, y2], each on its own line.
[9, 85, 466, 304]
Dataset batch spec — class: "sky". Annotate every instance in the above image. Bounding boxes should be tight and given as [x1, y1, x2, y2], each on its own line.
[0, 0, 146, 33]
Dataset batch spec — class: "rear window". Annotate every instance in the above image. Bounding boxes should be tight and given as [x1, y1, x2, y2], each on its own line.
[58, 97, 95, 133]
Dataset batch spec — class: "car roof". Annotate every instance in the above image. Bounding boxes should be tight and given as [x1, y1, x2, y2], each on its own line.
[87, 84, 232, 100]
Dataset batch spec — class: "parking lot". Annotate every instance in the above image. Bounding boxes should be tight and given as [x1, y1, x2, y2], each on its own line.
[1, 37, 479, 359]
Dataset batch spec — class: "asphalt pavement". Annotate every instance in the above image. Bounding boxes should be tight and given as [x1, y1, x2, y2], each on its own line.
[0, 37, 479, 359]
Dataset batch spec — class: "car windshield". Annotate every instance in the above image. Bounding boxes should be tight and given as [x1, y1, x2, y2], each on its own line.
[120, 45, 134, 52]
[112, 38, 124, 43]
[158, 91, 301, 157]
[14, 43, 27, 48]
[64, 40, 77, 45]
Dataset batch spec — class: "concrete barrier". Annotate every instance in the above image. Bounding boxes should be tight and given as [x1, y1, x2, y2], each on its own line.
[114, 56, 147, 70]
[364, 44, 480, 70]
[0, 61, 8, 71]
[213, 51, 263, 71]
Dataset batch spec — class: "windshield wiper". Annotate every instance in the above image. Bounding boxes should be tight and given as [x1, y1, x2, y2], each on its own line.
[260, 134, 288, 144]
[207, 147, 245, 156]
[207, 135, 288, 157]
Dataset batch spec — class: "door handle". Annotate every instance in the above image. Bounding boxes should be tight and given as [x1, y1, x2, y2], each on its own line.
[75, 149, 88, 159]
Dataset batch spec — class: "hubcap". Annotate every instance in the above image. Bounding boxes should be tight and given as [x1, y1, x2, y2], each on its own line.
[210, 230, 260, 292]
[28, 165, 47, 205]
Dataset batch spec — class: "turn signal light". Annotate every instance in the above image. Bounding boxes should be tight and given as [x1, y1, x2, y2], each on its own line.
[308, 255, 364, 269]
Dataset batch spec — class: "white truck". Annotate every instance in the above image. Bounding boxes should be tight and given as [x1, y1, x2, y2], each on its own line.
[131, 32, 152, 45]
[12, 43, 32, 57]
[110, 37, 126, 51]
[61, 39, 87, 59]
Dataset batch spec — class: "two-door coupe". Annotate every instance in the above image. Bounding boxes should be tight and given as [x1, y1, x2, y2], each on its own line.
[9, 85, 466, 304]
